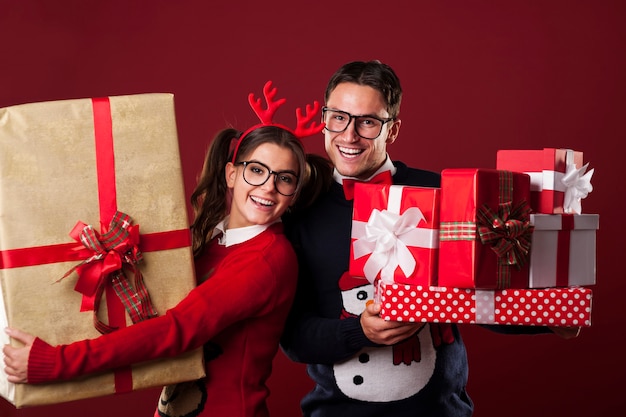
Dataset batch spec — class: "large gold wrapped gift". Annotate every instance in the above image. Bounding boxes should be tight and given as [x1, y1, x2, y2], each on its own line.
[0, 94, 205, 407]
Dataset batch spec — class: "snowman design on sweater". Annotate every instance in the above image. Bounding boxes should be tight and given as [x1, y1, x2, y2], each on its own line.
[334, 273, 454, 402]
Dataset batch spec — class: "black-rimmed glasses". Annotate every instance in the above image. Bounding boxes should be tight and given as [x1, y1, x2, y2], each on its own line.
[235, 161, 299, 196]
[322, 107, 394, 140]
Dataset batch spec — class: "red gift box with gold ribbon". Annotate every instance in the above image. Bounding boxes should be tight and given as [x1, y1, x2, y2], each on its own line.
[0, 94, 204, 407]
[438, 168, 533, 289]
[350, 183, 440, 286]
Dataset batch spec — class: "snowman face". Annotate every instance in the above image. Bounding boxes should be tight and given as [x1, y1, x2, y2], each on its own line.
[341, 283, 374, 316]
[335, 273, 439, 401]
[333, 324, 437, 401]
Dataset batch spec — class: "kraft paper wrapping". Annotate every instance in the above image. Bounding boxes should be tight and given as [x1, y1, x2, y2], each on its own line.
[0, 94, 204, 407]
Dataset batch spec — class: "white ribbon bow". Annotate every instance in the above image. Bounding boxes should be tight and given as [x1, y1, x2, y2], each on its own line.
[352, 207, 437, 284]
[561, 161, 594, 214]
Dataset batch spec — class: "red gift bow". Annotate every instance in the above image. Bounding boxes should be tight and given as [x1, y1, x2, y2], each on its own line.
[477, 200, 533, 288]
[60, 211, 158, 334]
[342, 170, 393, 200]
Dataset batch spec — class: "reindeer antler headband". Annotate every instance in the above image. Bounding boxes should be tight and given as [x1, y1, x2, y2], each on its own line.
[231, 81, 325, 163]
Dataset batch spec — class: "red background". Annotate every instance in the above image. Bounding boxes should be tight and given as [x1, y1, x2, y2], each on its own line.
[1, 1, 624, 416]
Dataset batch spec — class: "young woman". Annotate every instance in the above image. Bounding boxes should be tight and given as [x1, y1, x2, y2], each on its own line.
[3, 82, 332, 417]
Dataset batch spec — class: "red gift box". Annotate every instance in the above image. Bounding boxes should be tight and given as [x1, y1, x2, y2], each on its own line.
[529, 214, 598, 288]
[350, 183, 440, 286]
[438, 169, 532, 289]
[376, 281, 592, 327]
[496, 148, 593, 214]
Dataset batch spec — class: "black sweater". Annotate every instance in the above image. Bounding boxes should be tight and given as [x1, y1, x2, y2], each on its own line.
[281, 161, 475, 417]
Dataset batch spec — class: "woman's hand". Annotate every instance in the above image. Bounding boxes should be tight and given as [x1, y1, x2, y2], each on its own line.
[3, 327, 36, 383]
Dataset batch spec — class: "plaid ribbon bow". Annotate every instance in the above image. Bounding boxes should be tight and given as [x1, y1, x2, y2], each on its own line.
[60, 211, 158, 334]
[477, 200, 533, 287]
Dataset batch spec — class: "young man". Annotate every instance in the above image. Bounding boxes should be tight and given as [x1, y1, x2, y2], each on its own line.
[281, 60, 471, 416]
[281, 60, 577, 417]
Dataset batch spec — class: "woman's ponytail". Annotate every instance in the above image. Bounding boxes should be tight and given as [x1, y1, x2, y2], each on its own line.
[190, 128, 239, 256]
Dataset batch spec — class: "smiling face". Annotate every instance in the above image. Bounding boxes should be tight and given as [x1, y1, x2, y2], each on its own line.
[225, 142, 298, 229]
[324, 82, 401, 180]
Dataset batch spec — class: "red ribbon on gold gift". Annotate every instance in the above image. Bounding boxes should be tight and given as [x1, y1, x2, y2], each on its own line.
[60, 211, 159, 335]
[0, 97, 192, 394]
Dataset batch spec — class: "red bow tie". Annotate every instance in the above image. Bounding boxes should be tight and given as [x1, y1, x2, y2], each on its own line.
[342, 170, 393, 200]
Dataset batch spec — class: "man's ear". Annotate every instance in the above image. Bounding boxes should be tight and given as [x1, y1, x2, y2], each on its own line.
[386, 118, 401, 145]
[225, 162, 236, 189]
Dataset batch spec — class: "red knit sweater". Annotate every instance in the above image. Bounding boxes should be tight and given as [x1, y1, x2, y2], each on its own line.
[27, 223, 298, 417]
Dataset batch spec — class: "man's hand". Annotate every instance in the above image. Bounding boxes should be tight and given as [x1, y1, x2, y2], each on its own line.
[3, 327, 35, 383]
[360, 300, 423, 345]
[549, 326, 581, 339]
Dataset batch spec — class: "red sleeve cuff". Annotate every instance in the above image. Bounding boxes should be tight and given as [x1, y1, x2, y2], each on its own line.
[27, 337, 59, 384]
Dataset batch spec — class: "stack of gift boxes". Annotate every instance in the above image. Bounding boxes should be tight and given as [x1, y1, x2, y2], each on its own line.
[350, 148, 596, 328]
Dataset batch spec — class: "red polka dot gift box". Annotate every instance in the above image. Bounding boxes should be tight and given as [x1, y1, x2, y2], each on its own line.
[376, 281, 592, 327]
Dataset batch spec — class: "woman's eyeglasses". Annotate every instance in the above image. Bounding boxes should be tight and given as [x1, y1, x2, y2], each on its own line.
[235, 161, 299, 196]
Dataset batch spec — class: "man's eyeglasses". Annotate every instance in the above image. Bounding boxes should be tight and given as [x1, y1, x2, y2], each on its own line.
[322, 107, 394, 140]
[235, 161, 299, 196]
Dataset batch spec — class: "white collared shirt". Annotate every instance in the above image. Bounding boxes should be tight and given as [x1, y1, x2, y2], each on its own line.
[211, 216, 279, 247]
[332, 154, 397, 184]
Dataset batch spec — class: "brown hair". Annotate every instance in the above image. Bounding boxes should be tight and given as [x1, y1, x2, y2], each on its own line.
[190, 126, 330, 256]
[325, 60, 403, 119]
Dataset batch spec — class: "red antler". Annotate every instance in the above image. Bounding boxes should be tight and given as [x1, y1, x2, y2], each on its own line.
[294, 101, 324, 138]
[247, 81, 324, 138]
[233, 81, 324, 162]
[248, 81, 287, 125]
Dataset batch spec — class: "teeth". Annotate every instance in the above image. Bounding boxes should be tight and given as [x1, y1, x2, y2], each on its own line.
[339, 146, 363, 156]
[251, 196, 274, 206]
